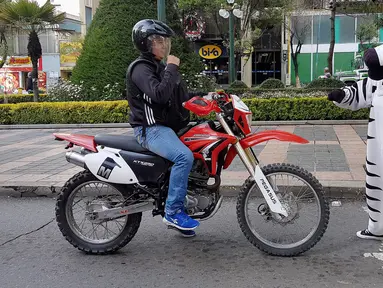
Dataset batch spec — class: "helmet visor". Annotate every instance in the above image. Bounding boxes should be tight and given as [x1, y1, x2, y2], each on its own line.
[148, 35, 171, 59]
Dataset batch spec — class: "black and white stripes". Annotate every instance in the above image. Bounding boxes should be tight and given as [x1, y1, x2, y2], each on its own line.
[143, 94, 156, 125]
[333, 74, 383, 234]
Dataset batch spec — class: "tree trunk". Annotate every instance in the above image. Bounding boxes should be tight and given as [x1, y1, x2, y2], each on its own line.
[290, 34, 301, 88]
[31, 58, 39, 102]
[292, 55, 301, 88]
[0, 31, 8, 69]
[27, 31, 42, 102]
[328, 4, 336, 75]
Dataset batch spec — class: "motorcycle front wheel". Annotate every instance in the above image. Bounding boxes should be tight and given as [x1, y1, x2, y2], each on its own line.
[236, 163, 330, 257]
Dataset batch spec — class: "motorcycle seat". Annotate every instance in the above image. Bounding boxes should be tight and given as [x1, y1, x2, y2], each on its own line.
[94, 134, 155, 155]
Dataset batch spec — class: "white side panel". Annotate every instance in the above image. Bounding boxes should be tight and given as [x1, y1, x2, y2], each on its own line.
[84, 146, 138, 184]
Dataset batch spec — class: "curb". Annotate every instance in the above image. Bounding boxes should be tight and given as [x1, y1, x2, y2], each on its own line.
[0, 183, 366, 200]
[0, 120, 368, 130]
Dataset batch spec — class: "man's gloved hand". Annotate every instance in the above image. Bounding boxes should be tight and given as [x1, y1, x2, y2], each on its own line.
[327, 89, 345, 103]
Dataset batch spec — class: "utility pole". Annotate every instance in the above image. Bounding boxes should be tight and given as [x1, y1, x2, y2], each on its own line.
[328, 0, 336, 75]
[157, 0, 166, 22]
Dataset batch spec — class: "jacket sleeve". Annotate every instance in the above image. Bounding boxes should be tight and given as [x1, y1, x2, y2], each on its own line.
[131, 63, 179, 105]
[334, 78, 374, 111]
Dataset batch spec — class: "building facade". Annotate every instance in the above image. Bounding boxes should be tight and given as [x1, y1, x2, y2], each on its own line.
[287, 11, 383, 86]
[0, 14, 81, 93]
[79, 0, 100, 36]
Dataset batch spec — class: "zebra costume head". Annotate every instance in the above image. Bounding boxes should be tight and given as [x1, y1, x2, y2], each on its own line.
[364, 45, 383, 80]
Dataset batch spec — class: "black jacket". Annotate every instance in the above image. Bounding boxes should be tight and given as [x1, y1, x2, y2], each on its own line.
[126, 54, 203, 131]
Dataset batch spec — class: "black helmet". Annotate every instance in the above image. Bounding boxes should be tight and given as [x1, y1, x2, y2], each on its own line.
[132, 19, 175, 53]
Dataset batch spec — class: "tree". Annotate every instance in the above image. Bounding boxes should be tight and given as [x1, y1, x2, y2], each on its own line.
[327, 0, 383, 75]
[178, 0, 289, 84]
[71, 0, 203, 100]
[0, 0, 11, 69]
[356, 19, 379, 48]
[0, 0, 65, 101]
[287, 13, 311, 87]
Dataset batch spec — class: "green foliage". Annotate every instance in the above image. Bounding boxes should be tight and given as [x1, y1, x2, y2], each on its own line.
[0, 97, 369, 124]
[306, 78, 345, 89]
[259, 78, 285, 89]
[71, 0, 155, 99]
[45, 80, 122, 102]
[0, 101, 129, 124]
[0, 94, 47, 104]
[0, 0, 66, 32]
[178, 0, 223, 12]
[356, 19, 379, 44]
[71, 0, 203, 100]
[229, 80, 248, 89]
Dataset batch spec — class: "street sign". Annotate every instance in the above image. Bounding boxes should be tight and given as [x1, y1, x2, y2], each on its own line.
[199, 45, 222, 59]
[282, 50, 287, 62]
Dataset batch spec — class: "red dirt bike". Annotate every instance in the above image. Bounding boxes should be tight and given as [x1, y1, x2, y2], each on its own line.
[53, 92, 329, 256]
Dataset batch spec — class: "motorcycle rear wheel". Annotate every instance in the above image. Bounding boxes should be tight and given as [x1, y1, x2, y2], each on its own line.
[236, 163, 329, 257]
[55, 170, 142, 254]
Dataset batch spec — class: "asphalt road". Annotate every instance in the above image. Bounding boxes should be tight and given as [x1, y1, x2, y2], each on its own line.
[0, 196, 383, 288]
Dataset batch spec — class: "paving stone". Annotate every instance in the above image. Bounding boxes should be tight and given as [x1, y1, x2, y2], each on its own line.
[293, 126, 338, 141]
[286, 144, 349, 172]
[351, 125, 368, 141]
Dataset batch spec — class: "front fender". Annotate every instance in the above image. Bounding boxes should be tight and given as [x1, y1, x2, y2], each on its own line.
[223, 130, 309, 169]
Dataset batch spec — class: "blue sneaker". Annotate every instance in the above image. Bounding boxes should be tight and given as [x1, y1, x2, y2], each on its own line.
[163, 211, 200, 230]
[168, 226, 196, 238]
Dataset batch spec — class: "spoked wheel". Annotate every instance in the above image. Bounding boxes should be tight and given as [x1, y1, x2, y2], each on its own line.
[55, 170, 142, 254]
[236, 163, 329, 257]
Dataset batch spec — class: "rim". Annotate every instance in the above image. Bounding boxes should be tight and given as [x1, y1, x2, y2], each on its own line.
[66, 181, 128, 244]
[244, 171, 321, 250]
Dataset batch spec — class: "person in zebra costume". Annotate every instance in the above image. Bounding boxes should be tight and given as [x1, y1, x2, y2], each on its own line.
[328, 45, 383, 240]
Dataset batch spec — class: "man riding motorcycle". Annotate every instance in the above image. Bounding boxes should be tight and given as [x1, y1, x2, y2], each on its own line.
[126, 19, 205, 237]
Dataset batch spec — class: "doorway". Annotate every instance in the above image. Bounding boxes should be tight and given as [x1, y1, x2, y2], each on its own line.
[252, 51, 281, 85]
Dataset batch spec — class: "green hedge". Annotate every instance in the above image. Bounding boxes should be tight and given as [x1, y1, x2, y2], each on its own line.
[258, 78, 285, 89]
[0, 94, 48, 104]
[227, 88, 336, 97]
[0, 98, 369, 125]
[0, 101, 128, 124]
[305, 78, 345, 89]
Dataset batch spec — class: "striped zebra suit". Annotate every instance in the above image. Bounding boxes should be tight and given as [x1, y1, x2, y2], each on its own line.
[331, 45, 383, 237]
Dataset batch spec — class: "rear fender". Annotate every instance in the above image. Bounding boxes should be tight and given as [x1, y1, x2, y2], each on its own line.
[85, 146, 138, 184]
[223, 130, 308, 169]
[54, 133, 97, 152]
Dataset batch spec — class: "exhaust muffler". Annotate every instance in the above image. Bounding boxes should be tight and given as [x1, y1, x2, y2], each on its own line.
[66, 151, 85, 168]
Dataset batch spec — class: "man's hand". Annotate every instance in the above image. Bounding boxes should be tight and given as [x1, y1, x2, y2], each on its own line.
[167, 55, 180, 66]
[328, 89, 345, 103]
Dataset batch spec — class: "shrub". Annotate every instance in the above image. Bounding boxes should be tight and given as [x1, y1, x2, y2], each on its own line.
[229, 80, 248, 89]
[184, 73, 218, 93]
[45, 80, 123, 102]
[0, 101, 129, 124]
[0, 98, 369, 125]
[0, 94, 48, 104]
[71, 0, 203, 100]
[259, 78, 285, 89]
[306, 78, 345, 89]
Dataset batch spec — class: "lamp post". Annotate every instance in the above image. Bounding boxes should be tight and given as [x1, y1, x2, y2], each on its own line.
[157, 0, 166, 22]
[219, 0, 243, 84]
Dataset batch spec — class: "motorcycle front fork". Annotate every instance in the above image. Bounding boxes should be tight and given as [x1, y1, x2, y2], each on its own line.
[216, 113, 287, 217]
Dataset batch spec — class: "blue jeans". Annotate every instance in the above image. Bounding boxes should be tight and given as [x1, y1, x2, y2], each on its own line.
[133, 125, 194, 215]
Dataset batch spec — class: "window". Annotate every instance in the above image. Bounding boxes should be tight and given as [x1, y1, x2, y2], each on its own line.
[291, 16, 312, 45]
[86, 7, 92, 29]
[17, 30, 57, 55]
[313, 15, 331, 44]
[336, 15, 355, 43]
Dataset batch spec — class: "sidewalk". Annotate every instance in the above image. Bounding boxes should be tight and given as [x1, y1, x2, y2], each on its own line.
[0, 124, 368, 198]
